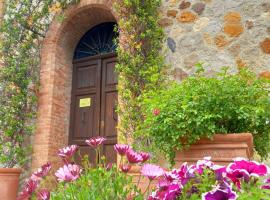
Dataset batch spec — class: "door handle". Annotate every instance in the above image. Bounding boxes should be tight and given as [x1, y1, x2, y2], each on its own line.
[101, 120, 105, 129]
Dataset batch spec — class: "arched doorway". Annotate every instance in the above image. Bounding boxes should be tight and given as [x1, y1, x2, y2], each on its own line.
[70, 22, 118, 164]
[32, 0, 118, 170]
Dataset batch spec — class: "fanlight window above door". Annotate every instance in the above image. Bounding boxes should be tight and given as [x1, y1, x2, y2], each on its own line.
[74, 22, 118, 59]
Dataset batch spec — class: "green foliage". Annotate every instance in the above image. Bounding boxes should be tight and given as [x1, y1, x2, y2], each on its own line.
[180, 168, 216, 199]
[179, 169, 270, 200]
[237, 180, 270, 200]
[51, 165, 143, 200]
[0, 0, 79, 167]
[143, 66, 270, 165]
[113, 1, 167, 146]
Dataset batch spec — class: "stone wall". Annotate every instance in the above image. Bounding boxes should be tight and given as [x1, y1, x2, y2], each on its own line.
[160, 0, 270, 80]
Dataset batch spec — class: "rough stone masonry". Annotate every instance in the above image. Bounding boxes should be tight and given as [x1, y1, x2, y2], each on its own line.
[160, 0, 270, 80]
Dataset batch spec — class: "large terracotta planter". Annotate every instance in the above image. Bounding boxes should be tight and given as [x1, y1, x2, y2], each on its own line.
[0, 168, 22, 200]
[175, 133, 253, 166]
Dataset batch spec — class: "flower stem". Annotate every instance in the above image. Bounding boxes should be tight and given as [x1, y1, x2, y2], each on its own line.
[143, 180, 152, 197]
[95, 149, 98, 167]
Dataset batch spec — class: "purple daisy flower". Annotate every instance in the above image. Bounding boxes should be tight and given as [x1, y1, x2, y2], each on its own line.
[125, 149, 143, 163]
[85, 137, 106, 148]
[114, 144, 130, 156]
[58, 145, 78, 162]
[141, 164, 164, 181]
[37, 189, 50, 200]
[55, 164, 82, 182]
[140, 152, 151, 162]
[32, 162, 52, 179]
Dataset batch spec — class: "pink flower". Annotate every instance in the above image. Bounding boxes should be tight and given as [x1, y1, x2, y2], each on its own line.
[227, 158, 269, 177]
[140, 152, 151, 162]
[106, 163, 113, 171]
[37, 189, 50, 200]
[262, 185, 270, 190]
[262, 178, 270, 190]
[32, 163, 52, 179]
[120, 164, 131, 173]
[226, 169, 250, 190]
[141, 164, 164, 181]
[55, 164, 82, 182]
[114, 144, 130, 156]
[85, 137, 106, 148]
[212, 165, 227, 180]
[165, 162, 196, 185]
[202, 182, 238, 200]
[226, 158, 269, 189]
[265, 178, 270, 184]
[149, 183, 181, 200]
[126, 149, 143, 163]
[58, 145, 78, 161]
[153, 108, 160, 116]
[17, 179, 39, 200]
[196, 157, 214, 174]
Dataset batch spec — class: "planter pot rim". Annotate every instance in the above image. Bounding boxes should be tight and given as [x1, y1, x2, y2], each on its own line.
[0, 168, 22, 174]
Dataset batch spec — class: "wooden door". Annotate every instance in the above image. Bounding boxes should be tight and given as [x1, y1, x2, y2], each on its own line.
[69, 53, 118, 164]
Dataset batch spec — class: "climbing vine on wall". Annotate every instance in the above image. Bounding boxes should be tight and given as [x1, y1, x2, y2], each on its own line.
[114, 0, 167, 147]
[0, 0, 166, 167]
[0, 0, 79, 167]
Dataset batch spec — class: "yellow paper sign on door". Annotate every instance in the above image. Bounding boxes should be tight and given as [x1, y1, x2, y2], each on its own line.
[80, 98, 91, 107]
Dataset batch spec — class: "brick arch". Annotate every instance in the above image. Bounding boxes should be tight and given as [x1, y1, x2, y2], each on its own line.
[32, 0, 117, 170]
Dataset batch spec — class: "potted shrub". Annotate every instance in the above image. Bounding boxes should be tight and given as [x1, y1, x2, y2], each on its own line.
[142, 67, 270, 166]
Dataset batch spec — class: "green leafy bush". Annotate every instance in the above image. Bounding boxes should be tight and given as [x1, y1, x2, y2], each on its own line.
[143, 67, 270, 164]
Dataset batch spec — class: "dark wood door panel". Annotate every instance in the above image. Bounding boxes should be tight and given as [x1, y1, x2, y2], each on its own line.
[104, 92, 118, 138]
[100, 56, 118, 163]
[70, 53, 117, 164]
[72, 94, 98, 141]
[76, 66, 97, 89]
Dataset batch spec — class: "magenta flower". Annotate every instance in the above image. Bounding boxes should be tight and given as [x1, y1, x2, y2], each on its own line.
[153, 108, 160, 116]
[141, 164, 164, 181]
[140, 152, 151, 162]
[265, 178, 270, 184]
[106, 163, 113, 171]
[149, 183, 181, 200]
[120, 164, 131, 173]
[226, 158, 269, 189]
[157, 178, 171, 189]
[165, 162, 196, 185]
[85, 137, 106, 148]
[212, 165, 227, 180]
[37, 189, 50, 200]
[126, 149, 143, 163]
[226, 169, 250, 189]
[17, 179, 39, 200]
[202, 183, 238, 200]
[227, 158, 269, 177]
[58, 145, 78, 161]
[164, 184, 182, 200]
[262, 185, 270, 190]
[32, 162, 52, 179]
[196, 157, 214, 174]
[114, 144, 130, 156]
[55, 164, 82, 182]
[262, 178, 270, 190]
